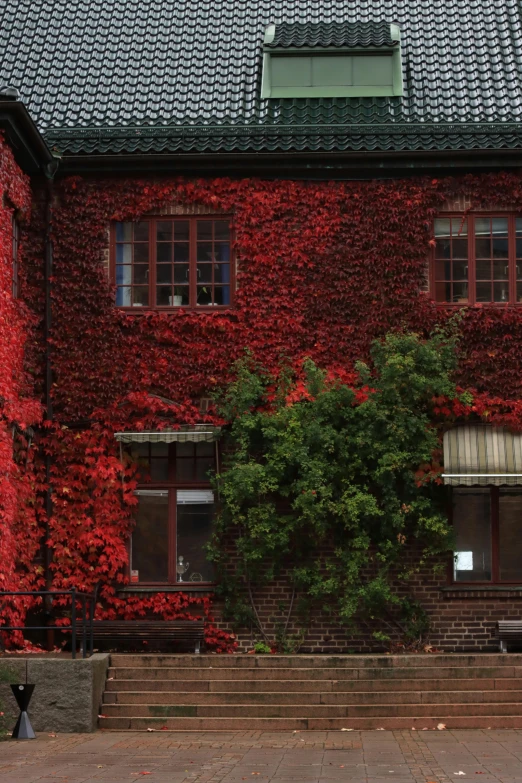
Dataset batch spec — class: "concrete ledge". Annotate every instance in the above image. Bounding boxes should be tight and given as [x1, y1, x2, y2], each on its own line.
[0, 654, 109, 733]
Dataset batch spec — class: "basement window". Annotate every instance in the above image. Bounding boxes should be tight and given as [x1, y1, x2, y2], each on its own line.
[261, 21, 403, 98]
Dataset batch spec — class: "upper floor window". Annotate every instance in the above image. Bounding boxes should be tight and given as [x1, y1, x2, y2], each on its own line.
[112, 218, 233, 309]
[432, 215, 522, 305]
[12, 216, 20, 298]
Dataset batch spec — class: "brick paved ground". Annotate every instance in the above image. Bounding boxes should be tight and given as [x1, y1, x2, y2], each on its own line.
[1, 730, 522, 783]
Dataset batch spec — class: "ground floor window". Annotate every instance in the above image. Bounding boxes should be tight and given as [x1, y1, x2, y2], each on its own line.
[452, 488, 522, 583]
[131, 489, 215, 584]
[127, 439, 217, 585]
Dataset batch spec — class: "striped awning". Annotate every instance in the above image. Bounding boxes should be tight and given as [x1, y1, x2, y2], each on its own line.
[114, 425, 221, 444]
[443, 425, 522, 486]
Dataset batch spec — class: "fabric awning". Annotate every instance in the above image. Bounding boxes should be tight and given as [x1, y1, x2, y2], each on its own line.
[114, 425, 221, 444]
[443, 425, 522, 486]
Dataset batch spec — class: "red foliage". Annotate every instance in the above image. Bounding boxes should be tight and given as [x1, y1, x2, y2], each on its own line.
[4, 161, 522, 651]
[0, 134, 44, 644]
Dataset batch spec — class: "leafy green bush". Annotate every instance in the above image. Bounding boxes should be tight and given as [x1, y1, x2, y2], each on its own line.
[210, 330, 465, 650]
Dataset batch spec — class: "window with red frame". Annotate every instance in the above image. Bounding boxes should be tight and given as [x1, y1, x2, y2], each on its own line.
[128, 441, 216, 585]
[433, 215, 522, 305]
[12, 216, 20, 298]
[112, 218, 232, 309]
[452, 488, 522, 583]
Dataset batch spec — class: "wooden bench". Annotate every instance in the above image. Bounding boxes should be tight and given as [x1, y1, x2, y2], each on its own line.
[92, 619, 205, 653]
[497, 621, 522, 652]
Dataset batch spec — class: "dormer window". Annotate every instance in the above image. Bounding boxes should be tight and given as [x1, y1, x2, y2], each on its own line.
[261, 21, 403, 99]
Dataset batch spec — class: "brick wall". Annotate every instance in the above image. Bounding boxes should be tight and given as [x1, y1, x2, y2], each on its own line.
[209, 548, 522, 653]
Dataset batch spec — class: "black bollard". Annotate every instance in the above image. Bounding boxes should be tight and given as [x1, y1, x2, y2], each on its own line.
[11, 684, 36, 739]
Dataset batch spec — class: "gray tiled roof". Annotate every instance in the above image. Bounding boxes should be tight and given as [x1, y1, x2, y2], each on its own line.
[266, 21, 397, 49]
[1, 0, 522, 155]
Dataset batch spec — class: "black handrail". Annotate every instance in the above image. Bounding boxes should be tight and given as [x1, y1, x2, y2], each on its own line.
[0, 589, 96, 659]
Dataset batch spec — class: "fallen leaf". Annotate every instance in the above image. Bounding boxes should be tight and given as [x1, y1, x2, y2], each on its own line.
[341, 728, 353, 731]
[376, 727, 385, 730]
[437, 723, 446, 730]
[107, 677, 114, 681]
[48, 733, 57, 737]
[146, 728, 154, 732]
[98, 714, 107, 719]
[454, 773, 466, 776]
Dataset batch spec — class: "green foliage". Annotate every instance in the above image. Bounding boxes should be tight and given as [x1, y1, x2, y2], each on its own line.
[210, 330, 464, 648]
[253, 642, 273, 654]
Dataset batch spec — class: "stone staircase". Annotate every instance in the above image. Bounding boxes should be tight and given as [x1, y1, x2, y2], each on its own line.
[99, 653, 522, 730]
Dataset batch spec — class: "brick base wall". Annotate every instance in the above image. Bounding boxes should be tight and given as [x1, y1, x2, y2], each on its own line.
[209, 552, 522, 653]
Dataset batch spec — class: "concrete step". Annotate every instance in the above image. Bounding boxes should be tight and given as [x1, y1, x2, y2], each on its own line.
[100, 702, 522, 719]
[104, 676, 517, 693]
[107, 665, 522, 681]
[98, 715, 522, 731]
[109, 653, 521, 668]
[102, 689, 522, 706]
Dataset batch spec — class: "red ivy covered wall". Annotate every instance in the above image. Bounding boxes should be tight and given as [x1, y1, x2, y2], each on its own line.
[6, 165, 522, 649]
[0, 134, 44, 641]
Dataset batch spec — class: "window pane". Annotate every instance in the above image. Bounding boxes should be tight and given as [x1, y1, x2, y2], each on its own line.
[157, 222, 172, 241]
[116, 286, 131, 306]
[176, 496, 214, 582]
[134, 222, 149, 242]
[177, 442, 194, 457]
[132, 287, 149, 307]
[475, 239, 491, 258]
[215, 221, 230, 240]
[157, 243, 172, 263]
[150, 458, 169, 481]
[452, 282, 469, 302]
[197, 286, 212, 305]
[156, 286, 172, 306]
[174, 264, 189, 283]
[196, 441, 214, 457]
[132, 491, 169, 582]
[174, 243, 189, 262]
[197, 221, 213, 240]
[134, 244, 149, 263]
[134, 265, 149, 284]
[434, 218, 450, 237]
[494, 282, 509, 302]
[157, 264, 172, 284]
[197, 243, 214, 262]
[176, 459, 194, 482]
[116, 265, 131, 285]
[214, 286, 230, 305]
[493, 261, 509, 280]
[115, 222, 132, 242]
[452, 262, 468, 281]
[174, 221, 190, 241]
[173, 287, 189, 306]
[451, 239, 468, 259]
[499, 490, 522, 582]
[197, 264, 212, 283]
[453, 489, 492, 582]
[116, 244, 132, 264]
[476, 282, 492, 303]
[196, 457, 214, 481]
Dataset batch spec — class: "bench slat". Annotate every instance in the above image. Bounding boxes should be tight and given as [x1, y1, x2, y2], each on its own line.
[92, 619, 205, 653]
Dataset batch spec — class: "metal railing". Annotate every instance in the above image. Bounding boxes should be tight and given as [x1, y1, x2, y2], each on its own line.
[0, 589, 95, 659]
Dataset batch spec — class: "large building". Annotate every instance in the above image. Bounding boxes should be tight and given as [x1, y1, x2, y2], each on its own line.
[1, 0, 522, 655]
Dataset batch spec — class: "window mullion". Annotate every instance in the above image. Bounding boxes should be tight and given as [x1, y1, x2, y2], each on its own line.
[190, 218, 196, 307]
[491, 487, 500, 583]
[508, 215, 517, 304]
[169, 488, 177, 584]
[150, 219, 156, 309]
[469, 216, 476, 306]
